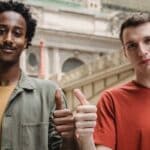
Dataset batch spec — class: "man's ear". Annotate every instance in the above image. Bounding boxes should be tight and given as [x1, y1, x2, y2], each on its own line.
[24, 39, 27, 49]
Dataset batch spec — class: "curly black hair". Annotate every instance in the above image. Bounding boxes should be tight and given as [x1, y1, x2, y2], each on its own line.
[0, 0, 37, 48]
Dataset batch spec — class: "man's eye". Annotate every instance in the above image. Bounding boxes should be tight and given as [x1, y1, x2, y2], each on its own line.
[0, 28, 5, 35]
[145, 38, 150, 44]
[126, 43, 137, 50]
[13, 30, 22, 37]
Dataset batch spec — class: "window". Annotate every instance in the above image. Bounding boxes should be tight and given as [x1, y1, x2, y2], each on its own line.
[62, 58, 84, 72]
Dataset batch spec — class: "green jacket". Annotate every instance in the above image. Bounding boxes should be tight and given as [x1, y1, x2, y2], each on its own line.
[1, 72, 66, 150]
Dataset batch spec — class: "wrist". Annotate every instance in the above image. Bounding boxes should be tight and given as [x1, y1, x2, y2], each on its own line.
[77, 134, 93, 143]
[77, 135, 95, 150]
[61, 135, 78, 150]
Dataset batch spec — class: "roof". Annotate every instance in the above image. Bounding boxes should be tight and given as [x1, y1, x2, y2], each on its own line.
[101, 0, 150, 12]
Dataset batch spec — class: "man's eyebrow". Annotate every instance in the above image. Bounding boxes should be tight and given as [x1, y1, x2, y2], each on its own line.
[124, 41, 135, 46]
[144, 36, 150, 39]
[0, 24, 23, 29]
[14, 26, 24, 30]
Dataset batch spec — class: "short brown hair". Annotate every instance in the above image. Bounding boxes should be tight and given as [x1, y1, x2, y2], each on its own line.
[119, 13, 150, 43]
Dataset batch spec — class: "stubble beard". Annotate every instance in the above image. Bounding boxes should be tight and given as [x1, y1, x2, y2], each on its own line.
[0, 57, 20, 73]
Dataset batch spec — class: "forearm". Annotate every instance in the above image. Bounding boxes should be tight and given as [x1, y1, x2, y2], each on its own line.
[77, 135, 96, 150]
[96, 145, 112, 150]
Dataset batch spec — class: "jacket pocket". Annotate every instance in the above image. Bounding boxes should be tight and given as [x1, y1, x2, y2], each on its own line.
[22, 122, 49, 150]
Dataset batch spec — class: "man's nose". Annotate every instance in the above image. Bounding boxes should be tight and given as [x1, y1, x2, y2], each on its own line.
[4, 32, 13, 43]
[138, 44, 149, 56]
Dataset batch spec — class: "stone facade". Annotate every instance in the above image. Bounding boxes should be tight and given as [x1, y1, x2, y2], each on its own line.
[15, 0, 142, 108]
[18, 0, 125, 79]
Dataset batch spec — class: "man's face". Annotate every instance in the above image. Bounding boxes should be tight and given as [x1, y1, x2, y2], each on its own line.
[122, 22, 150, 74]
[0, 11, 27, 64]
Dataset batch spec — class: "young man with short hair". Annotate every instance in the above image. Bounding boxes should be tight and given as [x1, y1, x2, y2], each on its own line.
[93, 13, 150, 150]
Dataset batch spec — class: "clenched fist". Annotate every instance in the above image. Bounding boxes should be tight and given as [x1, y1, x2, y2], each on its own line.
[53, 89, 75, 139]
[74, 89, 97, 150]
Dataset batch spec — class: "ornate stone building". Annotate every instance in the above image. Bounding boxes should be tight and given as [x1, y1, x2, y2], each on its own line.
[15, 0, 147, 80]
[8, 0, 149, 108]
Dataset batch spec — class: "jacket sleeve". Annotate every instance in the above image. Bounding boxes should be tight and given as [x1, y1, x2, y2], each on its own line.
[48, 116, 63, 150]
[48, 86, 67, 150]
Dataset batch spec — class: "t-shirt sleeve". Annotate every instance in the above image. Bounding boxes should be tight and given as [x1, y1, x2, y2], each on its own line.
[93, 91, 116, 149]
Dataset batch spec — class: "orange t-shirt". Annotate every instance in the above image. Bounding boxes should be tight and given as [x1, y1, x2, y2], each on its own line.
[0, 84, 16, 128]
[94, 81, 150, 150]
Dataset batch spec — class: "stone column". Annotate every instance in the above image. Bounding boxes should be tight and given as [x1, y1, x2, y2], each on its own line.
[20, 50, 26, 72]
[39, 41, 45, 78]
[52, 48, 62, 80]
[44, 47, 50, 79]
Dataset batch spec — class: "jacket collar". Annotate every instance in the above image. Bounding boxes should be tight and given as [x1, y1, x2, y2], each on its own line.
[17, 71, 36, 90]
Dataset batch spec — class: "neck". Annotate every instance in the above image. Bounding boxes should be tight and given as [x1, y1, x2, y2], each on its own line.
[135, 71, 150, 88]
[0, 62, 21, 86]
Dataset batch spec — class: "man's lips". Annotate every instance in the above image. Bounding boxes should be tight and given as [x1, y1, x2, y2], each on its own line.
[0, 46, 16, 53]
[1, 49, 15, 53]
[139, 59, 150, 64]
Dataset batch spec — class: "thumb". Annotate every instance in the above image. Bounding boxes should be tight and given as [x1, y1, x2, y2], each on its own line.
[55, 88, 63, 110]
[73, 89, 89, 105]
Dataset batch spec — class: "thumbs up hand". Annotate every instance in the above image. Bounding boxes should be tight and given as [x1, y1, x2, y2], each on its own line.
[53, 89, 75, 139]
[55, 88, 63, 110]
[74, 89, 97, 139]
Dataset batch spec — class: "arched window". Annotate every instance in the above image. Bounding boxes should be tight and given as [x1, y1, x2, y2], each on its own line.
[26, 51, 39, 72]
[62, 58, 84, 73]
[28, 52, 38, 67]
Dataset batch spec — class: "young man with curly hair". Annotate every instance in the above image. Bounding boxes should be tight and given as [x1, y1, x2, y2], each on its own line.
[0, 1, 100, 150]
[0, 0, 98, 149]
[0, 1, 75, 149]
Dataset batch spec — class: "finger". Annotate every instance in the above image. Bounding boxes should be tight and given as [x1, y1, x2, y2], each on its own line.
[74, 89, 89, 105]
[55, 124, 75, 132]
[76, 128, 94, 135]
[76, 121, 96, 128]
[76, 105, 97, 113]
[55, 88, 63, 110]
[53, 116, 74, 125]
[53, 109, 72, 118]
[75, 113, 97, 121]
[61, 132, 74, 138]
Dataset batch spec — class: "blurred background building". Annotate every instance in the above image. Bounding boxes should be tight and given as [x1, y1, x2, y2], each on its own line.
[18, 0, 124, 78]
[13, 0, 149, 109]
